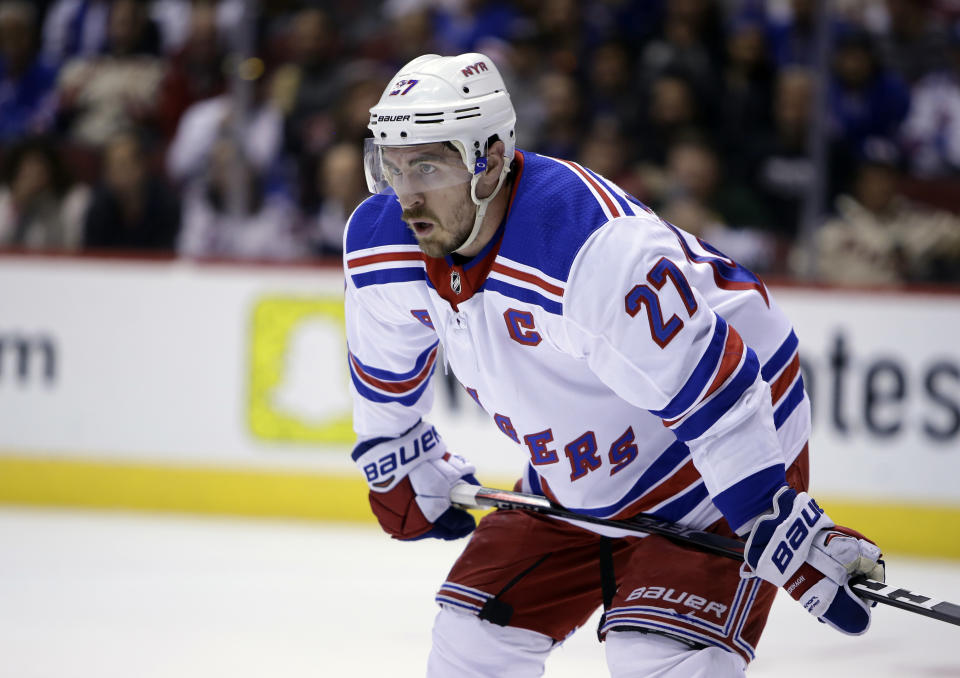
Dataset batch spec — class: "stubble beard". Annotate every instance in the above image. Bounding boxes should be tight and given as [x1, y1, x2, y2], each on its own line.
[407, 197, 476, 259]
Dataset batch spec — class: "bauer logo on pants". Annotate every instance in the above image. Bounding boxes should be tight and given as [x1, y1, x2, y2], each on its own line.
[624, 586, 728, 619]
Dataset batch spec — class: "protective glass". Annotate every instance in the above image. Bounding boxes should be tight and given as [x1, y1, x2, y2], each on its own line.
[363, 139, 473, 197]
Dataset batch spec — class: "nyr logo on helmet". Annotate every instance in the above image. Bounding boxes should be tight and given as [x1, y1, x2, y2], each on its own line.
[461, 61, 488, 77]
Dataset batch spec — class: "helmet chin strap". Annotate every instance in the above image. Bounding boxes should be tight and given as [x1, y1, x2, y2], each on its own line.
[454, 161, 511, 255]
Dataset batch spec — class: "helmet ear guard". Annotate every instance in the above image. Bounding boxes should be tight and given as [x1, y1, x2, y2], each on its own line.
[367, 53, 517, 253]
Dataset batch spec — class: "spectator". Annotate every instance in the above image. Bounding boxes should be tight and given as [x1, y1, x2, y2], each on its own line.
[766, 0, 819, 67]
[166, 85, 282, 188]
[432, 0, 524, 54]
[272, 7, 339, 147]
[639, 0, 725, 106]
[585, 40, 642, 139]
[718, 9, 775, 146]
[176, 137, 307, 260]
[632, 68, 706, 202]
[0, 1, 59, 142]
[56, 0, 166, 146]
[331, 60, 393, 147]
[829, 28, 910, 156]
[156, 0, 227, 140]
[744, 66, 855, 239]
[497, 26, 547, 138]
[876, 0, 952, 84]
[0, 0, 950, 280]
[42, 0, 110, 63]
[362, 5, 445, 72]
[148, 0, 244, 56]
[82, 130, 180, 251]
[657, 134, 776, 272]
[796, 138, 960, 285]
[532, 0, 590, 73]
[900, 23, 960, 178]
[0, 136, 89, 250]
[577, 120, 638, 194]
[271, 6, 341, 202]
[309, 141, 366, 256]
[529, 69, 583, 159]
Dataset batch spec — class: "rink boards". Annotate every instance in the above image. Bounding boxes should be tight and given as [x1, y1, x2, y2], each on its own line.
[1, 253, 958, 558]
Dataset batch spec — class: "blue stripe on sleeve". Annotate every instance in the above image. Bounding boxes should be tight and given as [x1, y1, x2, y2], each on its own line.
[349, 340, 439, 381]
[351, 267, 425, 288]
[761, 330, 798, 382]
[650, 316, 728, 420]
[482, 278, 563, 314]
[527, 464, 544, 496]
[773, 377, 805, 429]
[348, 359, 435, 406]
[712, 465, 787, 532]
[694, 236, 770, 288]
[650, 482, 709, 523]
[621, 192, 654, 214]
[672, 348, 760, 442]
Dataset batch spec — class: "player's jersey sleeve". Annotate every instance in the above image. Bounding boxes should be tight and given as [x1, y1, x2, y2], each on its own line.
[562, 215, 786, 534]
[343, 205, 439, 442]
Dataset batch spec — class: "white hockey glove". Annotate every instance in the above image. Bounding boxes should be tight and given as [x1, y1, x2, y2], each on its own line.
[742, 486, 885, 635]
[352, 420, 478, 541]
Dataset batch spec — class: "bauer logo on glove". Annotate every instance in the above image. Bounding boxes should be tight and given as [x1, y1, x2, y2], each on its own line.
[744, 486, 885, 635]
[360, 424, 442, 488]
[353, 421, 479, 541]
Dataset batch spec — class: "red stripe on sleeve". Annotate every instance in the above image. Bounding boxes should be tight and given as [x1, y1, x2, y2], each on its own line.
[701, 326, 746, 401]
[347, 251, 424, 268]
[490, 263, 564, 297]
[557, 159, 622, 217]
[663, 325, 745, 427]
[769, 354, 800, 405]
[348, 347, 438, 394]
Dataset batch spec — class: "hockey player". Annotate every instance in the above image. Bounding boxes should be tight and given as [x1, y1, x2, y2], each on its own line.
[344, 53, 885, 677]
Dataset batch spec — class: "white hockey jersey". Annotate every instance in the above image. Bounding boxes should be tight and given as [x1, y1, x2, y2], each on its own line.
[343, 150, 810, 535]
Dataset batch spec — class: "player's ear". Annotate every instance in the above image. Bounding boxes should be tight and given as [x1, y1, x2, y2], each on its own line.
[476, 140, 505, 199]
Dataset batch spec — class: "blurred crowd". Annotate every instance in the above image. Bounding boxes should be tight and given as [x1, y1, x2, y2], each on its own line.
[1, 0, 959, 285]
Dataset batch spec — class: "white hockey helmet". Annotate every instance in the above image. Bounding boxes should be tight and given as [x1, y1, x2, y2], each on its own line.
[365, 53, 517, 253]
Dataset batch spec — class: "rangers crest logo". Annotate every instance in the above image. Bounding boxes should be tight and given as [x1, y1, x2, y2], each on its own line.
[450, 270, 462, 295]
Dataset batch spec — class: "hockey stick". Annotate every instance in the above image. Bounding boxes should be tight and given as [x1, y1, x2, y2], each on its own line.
[450, 483, 960, 628]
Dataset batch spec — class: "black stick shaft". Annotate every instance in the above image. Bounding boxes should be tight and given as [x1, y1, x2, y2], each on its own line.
[450, 484, 960, 628]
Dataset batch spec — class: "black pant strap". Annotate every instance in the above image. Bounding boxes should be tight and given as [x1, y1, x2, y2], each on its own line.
[477, 552, 552, 627]
[597, 536, 617, 641]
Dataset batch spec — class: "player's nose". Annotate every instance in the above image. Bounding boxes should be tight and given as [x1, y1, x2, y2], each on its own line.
[395, 188, 424, 211]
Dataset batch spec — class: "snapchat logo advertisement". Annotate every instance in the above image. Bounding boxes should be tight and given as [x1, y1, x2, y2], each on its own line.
[248, 296, 353, 445]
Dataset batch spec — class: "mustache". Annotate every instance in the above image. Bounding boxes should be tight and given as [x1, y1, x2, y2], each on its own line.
[401, 207, 439, 223]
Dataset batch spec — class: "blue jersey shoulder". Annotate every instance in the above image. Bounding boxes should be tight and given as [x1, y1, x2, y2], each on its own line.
[344, 193, 416, 254]
[500, 151, 633, 282]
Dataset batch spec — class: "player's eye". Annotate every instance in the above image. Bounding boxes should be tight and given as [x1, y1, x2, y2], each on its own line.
[418, 163, 438, 176]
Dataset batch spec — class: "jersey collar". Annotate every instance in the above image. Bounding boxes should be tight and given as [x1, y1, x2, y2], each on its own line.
[424, 151, 525, 310]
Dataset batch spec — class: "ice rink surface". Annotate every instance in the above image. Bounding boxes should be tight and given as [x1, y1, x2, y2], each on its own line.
[2, 507, 959, 678]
